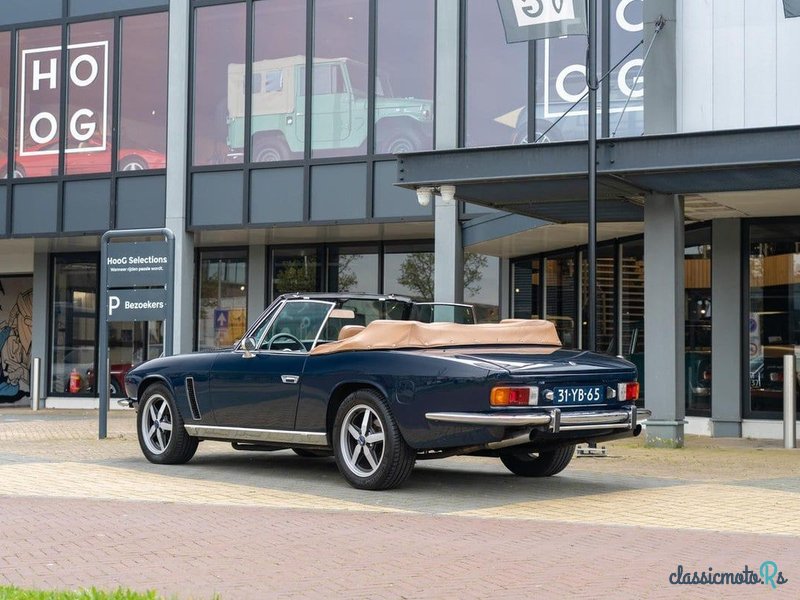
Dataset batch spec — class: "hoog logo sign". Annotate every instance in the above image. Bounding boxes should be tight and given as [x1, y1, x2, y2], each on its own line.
[19, 41, 109, 157]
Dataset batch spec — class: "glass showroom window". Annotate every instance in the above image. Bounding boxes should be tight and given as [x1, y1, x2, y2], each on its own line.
[249, 0, 306, 162]
[272, 247, 322, 299]
[545, 253, 578, 348]
[620, 238, 644, 397]
[747, 222, 800, 419]
[192, 3, 246, 166]
[512, 259, 541, 319]
[118, 12, 168, 171]
[50, 256, 98, 396]
[374, 0, 434, 154]
[581, 245, 617, 352]
[383, 244, 434, 300]
[14, 26, 61, 178]
[464, 0, 526, 147]
[684, 228, 712, 417]
[327, 245, 379, 294]
[65, 20, 114, 175]
[311, 0, 369, 158]
[197, 250, 248, 351]
[609, 0, 644, 137]
[0, 32, 9, 178]
[464, 254, 500, 323]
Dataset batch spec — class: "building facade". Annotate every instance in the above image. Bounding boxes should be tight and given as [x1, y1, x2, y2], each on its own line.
[1, 0, 798, 444]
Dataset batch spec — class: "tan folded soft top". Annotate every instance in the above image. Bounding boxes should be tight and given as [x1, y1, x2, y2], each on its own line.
[310, 319, 561, 355]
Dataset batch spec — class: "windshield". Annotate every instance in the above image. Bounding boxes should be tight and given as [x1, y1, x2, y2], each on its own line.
[258, 301, 333, 351]
[347, 61, 368, 98]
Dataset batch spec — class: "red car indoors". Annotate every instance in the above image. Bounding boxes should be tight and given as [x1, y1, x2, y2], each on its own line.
[1, 138, 166, 178]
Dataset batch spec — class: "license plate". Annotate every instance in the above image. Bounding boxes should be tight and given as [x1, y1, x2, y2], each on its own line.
[553, 386, 605, 404]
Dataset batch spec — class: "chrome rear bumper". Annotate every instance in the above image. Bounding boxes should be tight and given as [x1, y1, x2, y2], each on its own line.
[425, 407, 651, 434]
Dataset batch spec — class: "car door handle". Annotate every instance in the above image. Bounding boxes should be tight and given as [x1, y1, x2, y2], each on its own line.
[281, 375, 299, 384]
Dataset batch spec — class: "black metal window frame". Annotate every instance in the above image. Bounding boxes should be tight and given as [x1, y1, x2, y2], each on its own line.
[186, 0, 437, 231]
[1, 3, 169, 238]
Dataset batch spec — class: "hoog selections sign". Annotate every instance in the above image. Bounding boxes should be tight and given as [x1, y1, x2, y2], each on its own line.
[19, 41, 109, 156]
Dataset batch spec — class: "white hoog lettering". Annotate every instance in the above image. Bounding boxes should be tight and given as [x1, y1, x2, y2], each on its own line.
[616, 0, 643, 33]
[29, 112, 58, 145]
[32, 57, 58, 91]
[70, 108, 96, 142]
[617, 59, 644, 99]
[69, 53, 99, 87]
[555, 63, 587, 104]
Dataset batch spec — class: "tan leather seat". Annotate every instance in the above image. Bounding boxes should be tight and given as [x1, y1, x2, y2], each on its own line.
[338, 325, 366, 341]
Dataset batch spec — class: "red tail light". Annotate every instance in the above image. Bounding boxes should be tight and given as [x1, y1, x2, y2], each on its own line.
[617, 382, 639, 402]
[491, 387, 538, 406]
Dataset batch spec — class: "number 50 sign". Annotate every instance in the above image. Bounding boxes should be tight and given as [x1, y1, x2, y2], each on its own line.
[19, 41, 108, 156]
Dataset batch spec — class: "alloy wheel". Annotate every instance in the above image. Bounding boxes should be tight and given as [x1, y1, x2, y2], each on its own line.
[140, 393, 174, 455]
[339, 403, 386, 477]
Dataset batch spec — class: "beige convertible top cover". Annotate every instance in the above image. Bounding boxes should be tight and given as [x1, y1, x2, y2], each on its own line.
[310, 319, 561, 355]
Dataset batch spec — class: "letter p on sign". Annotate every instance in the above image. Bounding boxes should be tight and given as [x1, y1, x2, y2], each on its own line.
[513, 0, 575, 26]
[109, 295, 120, 317]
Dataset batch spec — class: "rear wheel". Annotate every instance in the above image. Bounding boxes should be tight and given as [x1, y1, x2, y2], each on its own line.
[500, 445, 575, 477]
[252, 134, 290, 162]
[333, 389, 415, 490]
[137, 384, 198, 464]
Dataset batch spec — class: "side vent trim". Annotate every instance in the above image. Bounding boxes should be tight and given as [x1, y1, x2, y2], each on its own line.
[185, 377, 202, 421]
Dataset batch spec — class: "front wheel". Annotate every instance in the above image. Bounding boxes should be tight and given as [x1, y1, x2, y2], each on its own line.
[137, 384, 198, 464]
[333, 389, 415, 490]
[500, 445, 575, 477]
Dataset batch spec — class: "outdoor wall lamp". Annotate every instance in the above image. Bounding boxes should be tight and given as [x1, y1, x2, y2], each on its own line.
[416, 185, 456, 206]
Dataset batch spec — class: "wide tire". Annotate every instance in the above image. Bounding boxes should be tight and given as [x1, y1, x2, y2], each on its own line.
[137, 383, 198, 465]
[500, 445, 576, 477]
[333, 389, 415, 490]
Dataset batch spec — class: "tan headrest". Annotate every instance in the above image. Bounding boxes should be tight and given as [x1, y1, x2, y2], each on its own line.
[338, 324, 366, 341]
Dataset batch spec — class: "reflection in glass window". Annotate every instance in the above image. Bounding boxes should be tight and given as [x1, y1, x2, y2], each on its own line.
[545, 253, 578, 348]
[249, 0, 306, 162]
[621, 239, 644, 396]
[118, 12, 168, 171]
[15, 27, 62, 178]
[192, 4, 246, 166]
[65, 20, 114, 175]
[465, 0, 526, 147]
[311, 0, 369, 158]
[747, 222, 800, 419]
[327, 246, 378, 293]
[384, 246, 434, 300]
[374, 0, 434, 154]
[50, 256, 98, 395]
[197, 250, 248, 351]
[582, 246, 617, 352]
[512, 259, 541, 319]
[464, 253, 500, 323]
[272, 247, 322, 298]
[0, 32, 9, 178]
[262, 301, 331, 350]
[108, 320, 164, 397]
[684, 228, 711, 416]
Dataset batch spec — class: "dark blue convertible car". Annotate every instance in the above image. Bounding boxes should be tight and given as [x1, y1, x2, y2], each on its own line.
[125, 294, 649, 490]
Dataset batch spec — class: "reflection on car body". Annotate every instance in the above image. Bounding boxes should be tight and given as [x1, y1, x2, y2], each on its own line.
[125, 294, 647, 490]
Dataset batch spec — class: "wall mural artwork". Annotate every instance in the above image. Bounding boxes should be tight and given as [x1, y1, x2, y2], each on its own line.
[0, 277, 33, 403]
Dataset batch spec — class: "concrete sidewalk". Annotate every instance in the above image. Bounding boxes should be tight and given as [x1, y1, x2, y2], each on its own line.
[0, 407, 798, 599]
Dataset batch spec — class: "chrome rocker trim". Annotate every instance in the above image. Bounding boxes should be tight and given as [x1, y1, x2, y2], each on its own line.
[184, 424, 328, 446]
[425, 407, 651, 434]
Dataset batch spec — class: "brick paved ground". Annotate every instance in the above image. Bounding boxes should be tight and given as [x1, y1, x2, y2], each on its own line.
[0, 407, 798, 599]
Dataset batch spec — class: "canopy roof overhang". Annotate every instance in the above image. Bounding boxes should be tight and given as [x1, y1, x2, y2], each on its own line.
[396, 125, 800, 224]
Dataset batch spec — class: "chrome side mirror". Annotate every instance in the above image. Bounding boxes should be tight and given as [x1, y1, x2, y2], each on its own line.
[241, 337, 257, 359]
